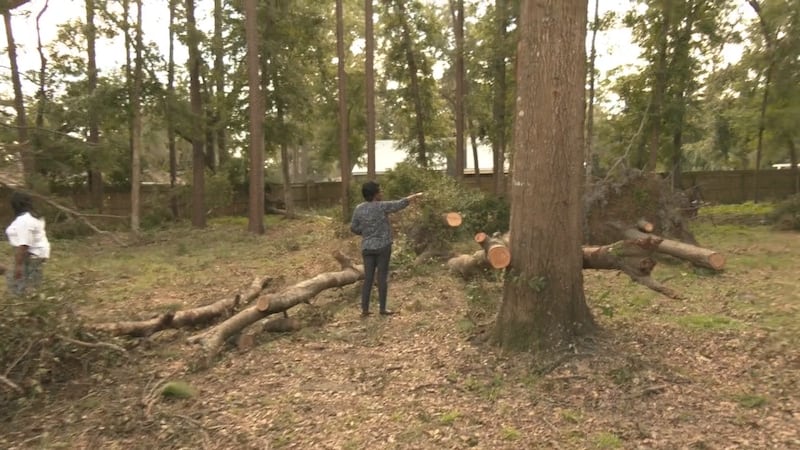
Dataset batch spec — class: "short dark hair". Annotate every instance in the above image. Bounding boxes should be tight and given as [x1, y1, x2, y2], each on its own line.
[10, 191, 33, 217]
[361, 181, 380, 201]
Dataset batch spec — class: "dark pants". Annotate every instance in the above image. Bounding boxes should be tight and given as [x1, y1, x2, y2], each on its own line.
[361, 245, 391, 313]
[6, 256, 44, 296]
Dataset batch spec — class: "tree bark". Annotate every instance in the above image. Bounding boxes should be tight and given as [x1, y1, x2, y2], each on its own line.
[130, 0, 143, 232]
[449, 236, 681, 299]
[167, 0, 178, 219]
[474, 232, 510, 269]
[364, 0, 376, 179]
[491, 0, 507, 195]
[3, 9, 34, 184]
[191, 252, 363, 360]
[336, 0, 351, 220]
[88, 277, 273, 338]
[244, 0, 265, 234]
[85, 0, 104, 212]
[213, 0, 226, 167]
[394, 0, 427, 167]
[496, 0, 594, 352]
[450, 0, 466, 179]
[623, 228, 725, 270]
[585, 0, 599, 179]
[186, 0, 206, 228]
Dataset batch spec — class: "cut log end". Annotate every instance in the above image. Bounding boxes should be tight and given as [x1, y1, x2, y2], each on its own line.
[444, 212, 463, 227]
[257, 296, 270, 312]
[708, 253, 726, 270]
[637, 219, 655, 233]
[486, 245, 511, 269]
[474, 232, 488, 244]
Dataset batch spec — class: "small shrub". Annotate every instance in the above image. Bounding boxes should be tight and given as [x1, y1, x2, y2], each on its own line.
[161, 380, 197, 399]
[770, 195, 800, 230]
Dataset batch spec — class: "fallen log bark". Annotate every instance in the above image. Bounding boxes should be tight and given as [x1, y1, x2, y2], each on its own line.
[190, 251, 364, 360]
[474, 232, 511, 269]
[583, 237, 681, 299]
[448, 235, 681, 299]
[622, 228, 725, 270]
[87, 276, 273, 338]
[637, 219, 655, 233]
[237, 316, 303, 351]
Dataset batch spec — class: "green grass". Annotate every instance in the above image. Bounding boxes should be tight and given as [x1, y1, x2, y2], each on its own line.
[734, 393, 768, 408]
[699, 202, 775, 217]
[673, 314, 744, 331]
[592, 432, 623, 449]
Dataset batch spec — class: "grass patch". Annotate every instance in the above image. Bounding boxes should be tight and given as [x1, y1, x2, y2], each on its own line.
[674, 314, 743, 331]
[560, 409, 582, 424]
[592, 432, 623, 449]
[439, 410, 461, 425]
[501, 426, 521, 441]
[734, 393, 768, 408]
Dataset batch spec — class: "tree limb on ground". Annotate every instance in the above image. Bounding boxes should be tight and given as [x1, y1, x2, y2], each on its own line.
[448, 232, 682, 299]
[189, 251, 364, 363]
[87, 276, 273, 338]
[622, 228, 725, 270]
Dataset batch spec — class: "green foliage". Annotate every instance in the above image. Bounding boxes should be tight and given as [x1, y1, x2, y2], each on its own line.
[674, 314, 742, 331]
[770, 194, 800, 230]
[380, 162, 509, 255]
[734, 393, 768, 409]
[161, 381, 197, 399]
[592, 432, 623, 449]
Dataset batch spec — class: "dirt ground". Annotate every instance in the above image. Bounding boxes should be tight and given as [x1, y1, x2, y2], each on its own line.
[0, 212, 798, 449]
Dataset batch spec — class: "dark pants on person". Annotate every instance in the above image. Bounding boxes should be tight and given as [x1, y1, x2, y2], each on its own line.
[361, 245, 391, 313]
[6, 256, 44, 296]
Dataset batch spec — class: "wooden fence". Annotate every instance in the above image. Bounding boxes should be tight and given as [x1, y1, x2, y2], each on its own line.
[0, 169, 796, 225]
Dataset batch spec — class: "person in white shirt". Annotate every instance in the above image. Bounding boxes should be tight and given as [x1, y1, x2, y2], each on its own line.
[5, 192, 50, 295]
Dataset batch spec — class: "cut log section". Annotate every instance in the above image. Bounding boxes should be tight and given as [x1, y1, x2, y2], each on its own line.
[623, 228, 725, 270]
[449, 234, 681, 299]
[443, 212, 463, 227]
[237, 316, 303, 351]
[88, 276, 274, 337]
[190, 251, 364, 361]
[637, 219, 655, 233]
[474, 232, 511, 269]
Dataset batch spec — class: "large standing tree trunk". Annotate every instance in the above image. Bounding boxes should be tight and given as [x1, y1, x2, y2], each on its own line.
[167, 0, 178, 219]
[213, 0, 227, 167]
[364, 0, 376, 179]
[336, 0, 351, 221]
[496, 0, 594, 352]
[748, 0, 775, 204]
[244, 0, 264, 234]
[646, 0, 669, 173]
[85, 0, 104, 212]
[3, 9, 34, 185]
[130, 0, 143, 232]
[450, 0, 466, 180]
[186, 0, 206, 228]
[585, 0, 599, 179]
[394, 0, 428, 167]
[491, 0, 507, 196]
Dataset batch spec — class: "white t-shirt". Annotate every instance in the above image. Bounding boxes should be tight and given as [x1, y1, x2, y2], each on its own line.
[6, 212, 50, 259]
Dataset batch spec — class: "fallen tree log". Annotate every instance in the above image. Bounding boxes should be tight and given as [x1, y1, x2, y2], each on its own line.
[637, 219, 655, 233]
[474, 232, 511, 269]
[237, 316, 303, 351]
[622, 228, 725, 271]
[87, 276, 273, 338]
[448, 234, 681, 299]
[583, 237, 681, 299]
[443, 212, 463, 227]
[189, 251, 364, 360]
